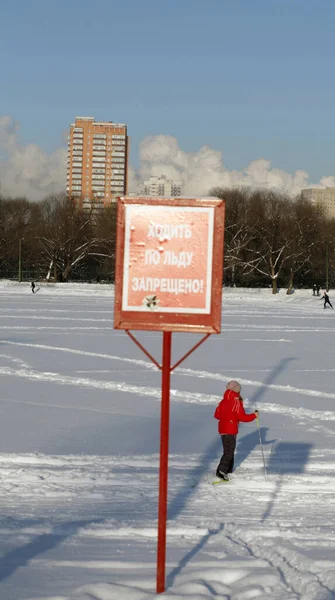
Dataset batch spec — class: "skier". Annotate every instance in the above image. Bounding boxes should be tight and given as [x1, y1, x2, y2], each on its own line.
[31, 281, 36, 294]
[214, 380, 258, 481]
[322, 291, 333, 309]
[316, 284, 320, 296]
[313, 283, 317, 296]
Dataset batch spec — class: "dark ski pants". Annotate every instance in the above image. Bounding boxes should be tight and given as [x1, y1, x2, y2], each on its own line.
[324, 300, 333, 308]
[217, 434, 236, 475]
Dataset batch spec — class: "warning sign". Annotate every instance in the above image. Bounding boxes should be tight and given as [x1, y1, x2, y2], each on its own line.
[114, 197, 225, 333]
[123, 205, 214, 313]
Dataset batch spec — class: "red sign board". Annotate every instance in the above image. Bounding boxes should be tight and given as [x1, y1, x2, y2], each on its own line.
[114, 197, 225, 333]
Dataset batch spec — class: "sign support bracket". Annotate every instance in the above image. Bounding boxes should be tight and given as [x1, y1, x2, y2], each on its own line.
[125, 329, 162, 370]
[125, 330, 211, 373]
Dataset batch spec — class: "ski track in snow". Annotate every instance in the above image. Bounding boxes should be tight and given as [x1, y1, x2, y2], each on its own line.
[1, 341, 335, 443]
[1, 285, 335, 599]
[3, 339, 335, 403]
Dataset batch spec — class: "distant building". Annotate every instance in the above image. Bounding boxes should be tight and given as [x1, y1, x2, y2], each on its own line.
[143, 175, 182, 197]
[301, 188, 335, 219]
[67, 116, 128, 209]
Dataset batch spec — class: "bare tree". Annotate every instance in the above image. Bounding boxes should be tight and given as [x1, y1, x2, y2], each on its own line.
[37, 194, 101, 281]
[0, 196, 36, 275]
[211, 187, 260, 286]
[242, 192, 296, 294]
[284, 198, 321, 294]
[90, 203, 118, 280]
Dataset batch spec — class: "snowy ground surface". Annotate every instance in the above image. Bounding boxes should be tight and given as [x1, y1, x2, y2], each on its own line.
[1, 281, 335, 600]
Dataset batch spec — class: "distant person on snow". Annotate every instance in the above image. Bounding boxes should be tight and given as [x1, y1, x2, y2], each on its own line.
[214, 380, 258, 481]
[322, 291, 333, 309]
[31, 281, 35, 294]
[316, 284, 320, 296]
[313, 283, 317, 296]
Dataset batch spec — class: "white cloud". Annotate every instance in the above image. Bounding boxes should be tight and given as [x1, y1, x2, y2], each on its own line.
[0, 116, 67, 200]
[134, 137, 313, 197]
[1, 117, 334, 201]
[320, 176, 335, 188]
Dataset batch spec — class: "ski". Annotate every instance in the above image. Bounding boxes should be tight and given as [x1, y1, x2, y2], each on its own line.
[213, 478, 230, 485]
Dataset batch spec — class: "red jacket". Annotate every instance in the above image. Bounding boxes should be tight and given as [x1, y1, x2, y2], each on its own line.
[214, 389, 256, 434]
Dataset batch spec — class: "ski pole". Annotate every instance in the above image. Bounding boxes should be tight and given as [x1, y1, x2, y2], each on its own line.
[256, 413, 268, 480]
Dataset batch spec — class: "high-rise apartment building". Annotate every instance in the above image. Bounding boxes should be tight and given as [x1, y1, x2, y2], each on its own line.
[67, 116, 128, 209]
[143, 174, 182, 197]
[301, 188, 335, 219]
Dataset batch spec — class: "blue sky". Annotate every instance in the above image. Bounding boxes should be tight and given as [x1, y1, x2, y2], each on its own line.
[1, 0, 335, 180]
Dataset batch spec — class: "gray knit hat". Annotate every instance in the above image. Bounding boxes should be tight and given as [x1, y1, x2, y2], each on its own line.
[226, 380, 241, 393]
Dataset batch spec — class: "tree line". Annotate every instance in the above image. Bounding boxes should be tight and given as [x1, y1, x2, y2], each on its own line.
[212, 187, 335, 293]
[0, 189, 334, 292]
[0, 193, 117, 283]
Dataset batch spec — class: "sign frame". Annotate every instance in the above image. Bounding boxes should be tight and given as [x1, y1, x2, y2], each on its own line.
[114, 196, 225, 334]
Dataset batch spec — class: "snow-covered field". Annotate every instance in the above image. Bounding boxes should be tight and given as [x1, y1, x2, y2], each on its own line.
[1, 280, 335, 600]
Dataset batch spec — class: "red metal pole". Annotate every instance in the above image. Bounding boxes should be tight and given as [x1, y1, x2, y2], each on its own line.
[156, 331, 172, 594]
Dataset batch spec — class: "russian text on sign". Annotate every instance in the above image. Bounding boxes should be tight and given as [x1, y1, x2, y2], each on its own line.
[145, 250, 193, 268]
[147, 224, 192, 240]
[132, 277, 203, 295]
